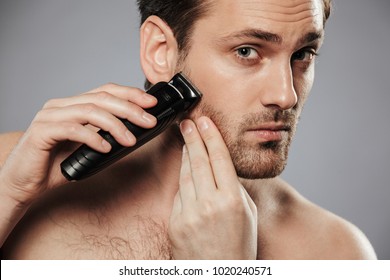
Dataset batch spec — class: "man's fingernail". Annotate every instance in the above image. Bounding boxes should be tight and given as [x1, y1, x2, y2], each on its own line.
[101, 139, 111, 151]
[180, 120, 193, 135]
[125, 131, 136, 145]
[143, 93, 157, 103]
[142, 112, 156, 123]
[197, 117, 209, 131]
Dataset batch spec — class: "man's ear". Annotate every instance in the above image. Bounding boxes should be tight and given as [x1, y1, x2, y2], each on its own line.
[140, 15, 178, 85]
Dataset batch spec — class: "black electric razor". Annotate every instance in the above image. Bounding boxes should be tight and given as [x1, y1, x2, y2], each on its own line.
[60, 73, 202, 181]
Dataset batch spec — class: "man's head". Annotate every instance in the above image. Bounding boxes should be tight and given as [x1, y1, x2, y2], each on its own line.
[137, 0, 331, 179]
[137, 0, 331, 85]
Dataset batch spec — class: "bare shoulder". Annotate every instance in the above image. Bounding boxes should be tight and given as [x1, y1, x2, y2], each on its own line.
[250, 177, 377, 259]
[317, 208, 377, 259]
[0, 131, 24, 167]
[279, 178, 376, 259]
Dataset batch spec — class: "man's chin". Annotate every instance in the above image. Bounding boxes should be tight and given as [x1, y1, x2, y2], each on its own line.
[235, 164, 286, 180]
[230, 145, 289, 180]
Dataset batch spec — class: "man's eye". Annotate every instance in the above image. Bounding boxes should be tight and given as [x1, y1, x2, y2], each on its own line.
[292, 49, 318, 62]
[236, 47, 259, 59]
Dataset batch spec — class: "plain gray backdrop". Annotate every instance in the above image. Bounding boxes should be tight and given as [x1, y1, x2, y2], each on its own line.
[0, 0, 389, 259]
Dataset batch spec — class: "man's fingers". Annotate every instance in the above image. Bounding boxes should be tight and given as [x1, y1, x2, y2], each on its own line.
[180, 119, 217, 198]
[28, 121, 112, 154]
[84, 83, 158, 108]
[36, 86, 161, 149]
[43, 92, 157, 129]
[171, 190, 183, 216]
[195, 116, 239, 192]
[35, 105, 136, 147]
[178, 145, 197, 205]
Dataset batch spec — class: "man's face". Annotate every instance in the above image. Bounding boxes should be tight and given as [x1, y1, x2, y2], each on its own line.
[179, 0, 324, 179]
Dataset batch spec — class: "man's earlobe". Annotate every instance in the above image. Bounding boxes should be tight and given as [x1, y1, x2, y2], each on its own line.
[140, 16, 178, 84]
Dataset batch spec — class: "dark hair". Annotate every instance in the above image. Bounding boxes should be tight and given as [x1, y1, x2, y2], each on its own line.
[137, 0, 213, 89]
[137, 0, 332, 89]
[137, 0, 212, 53]
[322, 0, 332, 25]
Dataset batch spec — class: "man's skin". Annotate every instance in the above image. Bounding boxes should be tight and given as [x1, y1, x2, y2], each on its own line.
[0, 0, 377, 259]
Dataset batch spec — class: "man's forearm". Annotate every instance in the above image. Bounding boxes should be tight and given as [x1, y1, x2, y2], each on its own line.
[0, 175, 31, 248]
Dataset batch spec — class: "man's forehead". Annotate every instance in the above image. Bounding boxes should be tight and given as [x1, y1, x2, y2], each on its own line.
[206, 0, 324, 28]
[198, 0, 324, 43]
[209, 0, 323, 11]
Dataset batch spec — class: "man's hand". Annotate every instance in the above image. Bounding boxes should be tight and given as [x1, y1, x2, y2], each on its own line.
[169, 117, 258, 259]
[0, 83, 158, 206]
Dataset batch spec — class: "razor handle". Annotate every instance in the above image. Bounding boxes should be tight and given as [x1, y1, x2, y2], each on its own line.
[60, 73, 201, 181]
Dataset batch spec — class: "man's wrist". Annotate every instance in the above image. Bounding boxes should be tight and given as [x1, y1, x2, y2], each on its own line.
[0, 174, 33, 247]
[0, 172, 36, 210]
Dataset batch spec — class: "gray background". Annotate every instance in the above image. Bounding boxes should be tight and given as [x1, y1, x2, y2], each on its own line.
[0, 0, 389, 259]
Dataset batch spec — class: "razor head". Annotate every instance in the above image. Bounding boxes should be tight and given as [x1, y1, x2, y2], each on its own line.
[170, 73, 202, 110]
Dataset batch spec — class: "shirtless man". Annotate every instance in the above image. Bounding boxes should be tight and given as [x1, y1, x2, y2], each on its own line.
[0, 0, 377, 259]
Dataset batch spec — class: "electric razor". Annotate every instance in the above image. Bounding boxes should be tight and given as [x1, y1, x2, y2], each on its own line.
[60, 73, 202, 181]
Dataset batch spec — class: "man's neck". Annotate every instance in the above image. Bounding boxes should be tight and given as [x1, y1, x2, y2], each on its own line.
[108, 125, 184, 221]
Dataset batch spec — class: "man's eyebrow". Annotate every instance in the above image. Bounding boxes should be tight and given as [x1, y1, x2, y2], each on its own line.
[218, 29, 282, 44]
[217, 29, 324, 46]
[299, 31, 324, 45]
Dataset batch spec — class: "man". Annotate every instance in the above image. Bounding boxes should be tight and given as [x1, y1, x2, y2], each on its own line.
[0, 0, 377, 259]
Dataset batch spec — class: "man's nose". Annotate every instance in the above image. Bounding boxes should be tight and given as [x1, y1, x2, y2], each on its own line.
[259, 61, 298, 110]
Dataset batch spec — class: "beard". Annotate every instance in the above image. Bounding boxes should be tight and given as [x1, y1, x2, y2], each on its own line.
[173, 63, 300, 180]
[188, 102, 298, 179]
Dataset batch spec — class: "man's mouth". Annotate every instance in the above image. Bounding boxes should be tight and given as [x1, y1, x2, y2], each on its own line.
[245, 123, 291, 142]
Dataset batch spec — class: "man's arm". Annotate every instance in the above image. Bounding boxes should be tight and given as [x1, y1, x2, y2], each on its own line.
[0, 132, 24, 246]
[0, 132, 23, 167]
[0, 83, 159, 248]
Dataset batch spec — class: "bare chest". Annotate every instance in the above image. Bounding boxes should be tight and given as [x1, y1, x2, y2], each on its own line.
[4, 206, 173, 259]
[61, 215, 173, 259]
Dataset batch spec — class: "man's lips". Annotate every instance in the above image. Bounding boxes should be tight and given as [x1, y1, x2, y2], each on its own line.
[245, 123, 291, 142]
